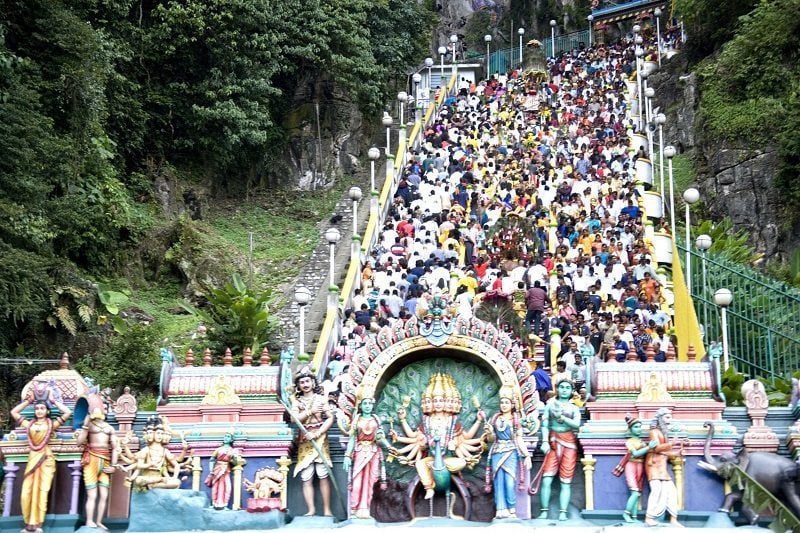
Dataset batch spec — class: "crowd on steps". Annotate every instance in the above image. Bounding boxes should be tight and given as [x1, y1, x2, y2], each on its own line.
[321, 30, 681, 406]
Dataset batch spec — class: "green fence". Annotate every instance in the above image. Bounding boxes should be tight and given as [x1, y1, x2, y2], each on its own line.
[484, 29, 592, 75]
[677, 241, 800, 381]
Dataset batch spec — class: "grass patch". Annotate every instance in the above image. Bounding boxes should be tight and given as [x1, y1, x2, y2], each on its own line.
[672, 153, 696, 192]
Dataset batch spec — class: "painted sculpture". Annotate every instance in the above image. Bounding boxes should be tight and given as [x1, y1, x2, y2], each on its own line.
[342, 396, 388, 518]
[699, 421, 800, 524]
[644, 407, 685, 527]
[75, 390, 120, 529]
[205, 432, 245, 510]
[291, 365, 334, 516]
[612, 414, 655, 522]
[124, 416, 188, 490]
[10, 384, 73, 533]
[394, 373, 486, 500]
[533, 378, 581, 521]
[244, 467, 285, 512]
[484, 386, 531, 519]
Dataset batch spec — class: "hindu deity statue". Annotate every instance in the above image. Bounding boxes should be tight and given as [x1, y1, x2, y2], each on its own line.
[205, 432, 245, 510]
[484, 386, 532, 518]
[342, 396, 389, 518]
[124, 416, 187, 490]
[393, 373, 486, 499]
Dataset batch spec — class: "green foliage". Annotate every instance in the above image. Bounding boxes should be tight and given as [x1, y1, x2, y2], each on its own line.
[74, 322, 164, 397]
[756, 372, 798, 406]
[692, 219, 758, 264]
[721, 365, 747, 406]
[674, 0, 757, 62]
[200, 273, 281, 355]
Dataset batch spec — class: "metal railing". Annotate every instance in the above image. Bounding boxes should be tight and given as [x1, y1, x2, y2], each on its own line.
[678, 240, 800, 381]
[481, 29, 592, 75]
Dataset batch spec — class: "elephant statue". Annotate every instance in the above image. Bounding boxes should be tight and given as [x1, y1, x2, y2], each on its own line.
[698, 421, 800, 525]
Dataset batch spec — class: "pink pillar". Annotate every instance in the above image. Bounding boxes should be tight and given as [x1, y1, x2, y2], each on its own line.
[3, 462, 19, 516]
[69, 460, 82, 515]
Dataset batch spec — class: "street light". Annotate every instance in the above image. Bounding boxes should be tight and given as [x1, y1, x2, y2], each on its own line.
[294, 285, 312, 356]
[438, 45, 447, 90]
[654, 7, 663, 66]
[518, 27, 525, 65]
[382, 111, 393, 156]
[644, 85, 655, 158]
[412, 72, 422, 124]
[635, 47, 644, 130]
[664, 145, 677, 237]
[484, 34, 492, 78]
[714, 288, 733, 370]
[424, 57, 434, 106]
[655, 113, 666, 203]
[696, 234, 713, 340]
[349, 186, 362, 238]
[368, 145, 381, 192]
[683, 187, 700, 295]
[324, 226, 341, 288]
[396, 91, 408, 128]
[450, 34, 459, 94]
[550, 20, 557, 58]
[588, 15, 594, 47]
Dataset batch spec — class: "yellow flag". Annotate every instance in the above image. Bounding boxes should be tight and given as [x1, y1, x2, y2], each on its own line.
[672, 242, 706, 361]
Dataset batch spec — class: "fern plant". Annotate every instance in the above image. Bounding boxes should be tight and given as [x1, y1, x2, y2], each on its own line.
[47, 285, 95, 336]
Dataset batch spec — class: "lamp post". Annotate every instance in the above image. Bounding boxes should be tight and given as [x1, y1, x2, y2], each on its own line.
[656, 112, 666, 203]
[412, 72, 422, 126]
[424, 57, 434, 107]
[382, 112, 393, 156]
[518, 27, 525, 65]
[665, 145, 677, 238]
[324, 226, 341, 288]
[550, 20, 557, 58]
[696, 234, 713, 341]
[396, 91, 408, 128]
[654, 7, 663, 66]
[438, 45, 447, 91]
[644, 85, 655, 158]
[349, 186, 362, 238]
[714, 288, 733, 370]
[368, 145, 380, 193]
[484, 34, 492, 78]
[450, 34, 459, 94]
[634, 46, 644, 130]
[294, 285, 311, 357]
[683, 187, 700, 295]
[588, 15, 594, 47]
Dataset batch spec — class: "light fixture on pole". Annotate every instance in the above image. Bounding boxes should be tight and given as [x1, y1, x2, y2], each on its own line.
[714, 288, 733, 370]
[450, 34, 459, 93]
[550, 20, 557, 58]
[382, 111, 393, 157]
[696, 233, 713, 341]
[396, 91, 408, 128]
[324, 226, 341, 288]
[588, 15, 594, 47]
[438, 45, 447, 90]
[349, 186, 362, 238]
[412, 72, 422, 123]
[518, 27, 525, 65]
[644, 85, 655, 158]
[367, 145, 380, 193]
[654, 7, 663, 66]
[655, 112, 666, 203]
[683, 187, 700, 295]
[664, 145, 677, 238]
[484, 34, 492, 78]
[634, 46, 644, 130]
[424, 57, 434, 106]
[294, 285, 312, 357]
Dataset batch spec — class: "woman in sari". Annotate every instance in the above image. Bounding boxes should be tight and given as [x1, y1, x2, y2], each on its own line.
[342, 397, 387, 519]
[11, 389, 72, 533]
[205, 432, 243, 509]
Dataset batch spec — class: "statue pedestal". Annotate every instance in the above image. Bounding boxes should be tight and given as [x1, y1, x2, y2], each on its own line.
[129, 489, 286, 531]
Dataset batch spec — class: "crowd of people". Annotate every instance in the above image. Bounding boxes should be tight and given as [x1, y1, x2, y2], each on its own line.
[324, 30, 679, 398]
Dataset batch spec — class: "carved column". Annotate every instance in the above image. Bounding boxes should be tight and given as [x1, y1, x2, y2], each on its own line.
[191, 456, 203, 492]
[69, 460, 83, 515]
[581, 455, 597, 510]
[3, 462, 19, 517]
[110, 387, 138, 518]
[669, 455, 685, 510]
[232, 463, 244, 511]
[277, 456, 292, 511]
[741, 379, 779, 453]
